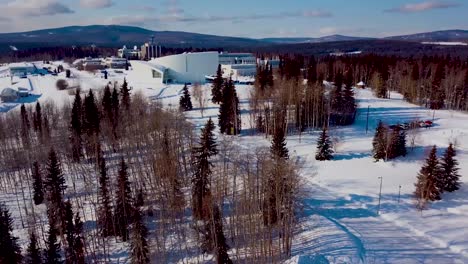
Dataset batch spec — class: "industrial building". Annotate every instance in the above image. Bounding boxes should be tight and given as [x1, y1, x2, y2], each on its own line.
[219, 53, 256, 65]
[104, 57, 128, 69]
[130, 51, 219, 84]
[9, 62, 37, 76]
[118, 45, 141, 59]
[141, 42, 162, 60]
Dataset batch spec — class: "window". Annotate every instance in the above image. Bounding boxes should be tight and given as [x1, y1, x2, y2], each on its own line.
[152, 69, 162, 78]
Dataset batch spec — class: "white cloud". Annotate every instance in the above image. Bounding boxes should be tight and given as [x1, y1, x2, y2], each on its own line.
[80, 0, 114, 9]
[4, 0, 74, 16]
[384, 1, 460, 13]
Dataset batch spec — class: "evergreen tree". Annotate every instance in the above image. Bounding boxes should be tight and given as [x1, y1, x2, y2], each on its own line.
[179, 84, 193, 111]
[315, 127, 334, 161]
[440, 143, 461, 192]
[102, 84, 113, 120]
[270, 111, 289, 160]
[192, 118, 218, 220]
[26, 232, 42, 264]
[0, 203, 22, 264]
[130, 203, 149, 264]
[218, 78, 241, 135]
[44, 224, 62, 264]
[70, 90, 83, 162]
[83, 90, 100, 137]
[211, 205, 232, 264]
[111, 87, 120, 137]
[73, 213, 85, 264]
[64, 201, 76, 263]
[32, 161, 44, 205]
[97, 157, 114, 237]
[397, 127, 407, 157]
[33, 102, 43, 134]
[372, 121, 388, 161]
[342, 68, 356, 125]
[114, 158, 134, 241]
[20, 103, 31, 146]
[415, 146, 443, 209]
[430, 63, 446, 110]
[44, 148, 67, 229]
[121, 78, 131, 110]
[211, 64, 224, 104]
[307, 56, 317, 84]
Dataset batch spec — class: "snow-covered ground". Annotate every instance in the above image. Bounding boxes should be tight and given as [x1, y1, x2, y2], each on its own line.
[1, 62, 468, 263]
[422, 41, 468, 46]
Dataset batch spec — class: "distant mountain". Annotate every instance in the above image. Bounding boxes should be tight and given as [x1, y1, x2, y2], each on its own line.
[0, 25, 467, 55]
[0, 25, 264, 49]
[261, 35, 372, 44]
[385, 30, 468, 42]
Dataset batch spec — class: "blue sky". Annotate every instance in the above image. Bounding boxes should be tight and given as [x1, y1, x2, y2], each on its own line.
[0, 0, 466, 37]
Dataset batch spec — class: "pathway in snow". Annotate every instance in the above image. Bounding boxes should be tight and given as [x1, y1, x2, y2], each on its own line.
[294, 184, 467, 263]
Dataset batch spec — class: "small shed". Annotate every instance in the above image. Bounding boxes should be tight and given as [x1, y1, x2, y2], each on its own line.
[356, 81, 366, 89]
[0, 87, 19, 102]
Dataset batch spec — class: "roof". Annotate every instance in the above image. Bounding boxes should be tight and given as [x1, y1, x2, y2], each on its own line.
[357, 81, 365, 86]
[219, 53, 254, 58]
[134, 60, 167, 73]
[9, 62, 35, 69]
[1, 87, 18, 96]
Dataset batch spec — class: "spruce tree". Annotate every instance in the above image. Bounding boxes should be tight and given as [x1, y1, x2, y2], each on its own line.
[130, 203, 149, 264]
[415, 146, 443, 209]
[114, 158, 134, 241]
[102, 84, 113, 120]
[70, 90, 83, 162]
[218, 78, 241, 135]
[26, 232, 42, 264]
[192, 118, 218, 220]
[179, 84, 193, 111]
[20, 103, 31, 146]
[44, 224, 62, 264]
[121, 78, 131, 110]
[83, 90, 100, 137]
[111, 87, 120, 137]
[315, 127, 334, 161]
[397, 127, 407, 157]
[440, 143, 461, 192]
[0, 203, 22, 264]
[98, 157, 114, 237]
[34, 102, 43, 134]
[32, 161, 44, 205]
[211, 64, 224, 104]
[211, 205, 232, 264]
[73, 213, 85, 264]
[44, 148, 67, 229]
[64, 200, 75, 263]
[270, 111, 289, 160]
[372, 121, 388, 161]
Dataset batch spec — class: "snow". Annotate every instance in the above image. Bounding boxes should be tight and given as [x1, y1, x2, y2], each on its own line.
[422, 42, 468, 46]
[1, 61, 468, 263]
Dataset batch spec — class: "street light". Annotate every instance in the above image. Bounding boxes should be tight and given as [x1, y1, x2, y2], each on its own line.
[398, 185, 402, 204]
[377, 176, 383, 215]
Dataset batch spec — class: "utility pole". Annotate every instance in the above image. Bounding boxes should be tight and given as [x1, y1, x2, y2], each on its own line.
[366, 105, 370, 134]
[377, 176, 383, 215]
[398, 185, 401, 204]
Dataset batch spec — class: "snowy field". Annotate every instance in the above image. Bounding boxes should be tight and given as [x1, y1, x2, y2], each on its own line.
[1, 62, 468, 263]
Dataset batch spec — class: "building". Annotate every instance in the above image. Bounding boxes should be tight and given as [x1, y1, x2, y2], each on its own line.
[219, 53, 256, 65]
[356, 81, 366, 89]
[9, 62, 37, 76]
[221, 64, 257, 80]
[118, 45, 141, 59]
[0, 87, 18, 102]
[130, 51, 219, 84]
[74, 57, 105, 70]
[104, 57, 128, 69]
[141, 43, 162, 60]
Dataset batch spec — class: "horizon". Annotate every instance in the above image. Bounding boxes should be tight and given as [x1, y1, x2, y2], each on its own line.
[0, 0, 466, 38]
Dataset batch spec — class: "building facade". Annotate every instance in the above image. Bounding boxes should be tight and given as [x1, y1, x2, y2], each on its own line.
[141, 43, 162, 60]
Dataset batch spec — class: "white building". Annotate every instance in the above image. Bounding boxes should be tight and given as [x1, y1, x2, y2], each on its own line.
[9, 62, 37, 76]
[221, 64, 257, 80]
[219, 53, 256, 65]
[131, 52, 219, 84]
[118, 45, 141, 59]
[104, 57, 128, 69]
